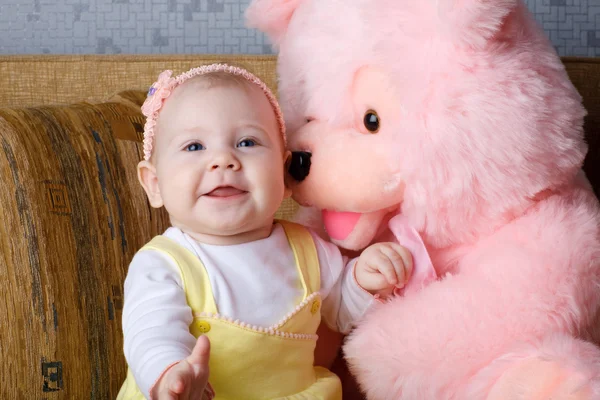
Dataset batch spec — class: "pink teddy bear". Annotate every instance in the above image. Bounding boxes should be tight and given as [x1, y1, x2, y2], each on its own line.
[247, 0, 600, 398]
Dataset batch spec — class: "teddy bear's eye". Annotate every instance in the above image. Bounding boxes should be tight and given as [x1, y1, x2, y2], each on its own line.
[364, 110, 380, 133]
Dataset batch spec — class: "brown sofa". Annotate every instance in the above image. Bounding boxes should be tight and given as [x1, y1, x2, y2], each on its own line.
[0, 55, 599, 399]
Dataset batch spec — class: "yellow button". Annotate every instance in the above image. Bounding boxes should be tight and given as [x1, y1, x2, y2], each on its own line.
[311, 299, 320, 314]
[195, 320, 211, 333]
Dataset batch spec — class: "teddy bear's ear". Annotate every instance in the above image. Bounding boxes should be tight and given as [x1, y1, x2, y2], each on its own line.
[435, 0, 518, 48]
[245, 0, 305, 48]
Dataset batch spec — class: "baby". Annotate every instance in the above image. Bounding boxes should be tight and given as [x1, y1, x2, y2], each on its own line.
[117, 64, 414, 400]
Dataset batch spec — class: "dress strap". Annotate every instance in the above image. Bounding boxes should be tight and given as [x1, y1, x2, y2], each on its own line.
[142, 236, 218, 315]
[277, 220, 321, 297]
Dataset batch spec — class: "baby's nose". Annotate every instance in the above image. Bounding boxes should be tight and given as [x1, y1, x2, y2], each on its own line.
[210, 152, 240, 170]
[288, 151, 311, 181]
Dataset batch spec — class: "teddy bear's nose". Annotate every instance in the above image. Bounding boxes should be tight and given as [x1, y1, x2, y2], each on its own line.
[288, 151, 311, 182]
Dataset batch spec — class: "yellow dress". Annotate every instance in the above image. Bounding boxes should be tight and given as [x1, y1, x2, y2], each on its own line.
[117, 221, 342, 400]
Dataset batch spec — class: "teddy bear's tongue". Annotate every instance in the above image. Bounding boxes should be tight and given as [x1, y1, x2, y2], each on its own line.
[321, 210, 362, 240]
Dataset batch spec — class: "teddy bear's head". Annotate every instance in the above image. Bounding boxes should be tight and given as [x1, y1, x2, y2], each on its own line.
[247, 0, 587, 251]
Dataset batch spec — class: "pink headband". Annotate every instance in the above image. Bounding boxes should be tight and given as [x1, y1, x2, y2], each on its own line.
[140, 63, 286, 161]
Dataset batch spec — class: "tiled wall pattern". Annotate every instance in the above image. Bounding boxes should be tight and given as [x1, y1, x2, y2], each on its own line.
[0, 0, 599, 56]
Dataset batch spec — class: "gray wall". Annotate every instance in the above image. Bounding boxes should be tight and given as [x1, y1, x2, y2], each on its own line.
[0, 0, 598, 56]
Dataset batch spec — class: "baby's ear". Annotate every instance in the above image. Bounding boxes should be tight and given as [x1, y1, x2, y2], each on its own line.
[137, 160, 164, 209]
[435, 0, 518, 48]
[245, 0, 305, 49]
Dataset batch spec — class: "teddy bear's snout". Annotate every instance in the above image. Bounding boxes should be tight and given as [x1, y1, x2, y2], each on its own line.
[288, 151, 312, 182]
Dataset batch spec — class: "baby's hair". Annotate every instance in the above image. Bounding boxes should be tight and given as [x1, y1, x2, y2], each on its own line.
[141, 63, 285, 161]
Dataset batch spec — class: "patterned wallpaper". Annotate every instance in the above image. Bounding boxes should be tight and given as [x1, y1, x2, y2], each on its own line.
[0, 0, 598, 57]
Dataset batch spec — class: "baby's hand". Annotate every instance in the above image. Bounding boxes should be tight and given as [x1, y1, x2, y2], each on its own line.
[354, 242, 413, 295]
[151, 335, 214, 400]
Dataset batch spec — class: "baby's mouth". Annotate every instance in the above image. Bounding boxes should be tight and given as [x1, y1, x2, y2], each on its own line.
[205, 186, 248, 197]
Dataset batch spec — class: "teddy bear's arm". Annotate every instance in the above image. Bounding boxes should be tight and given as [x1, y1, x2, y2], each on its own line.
[344, 190, 600, 399]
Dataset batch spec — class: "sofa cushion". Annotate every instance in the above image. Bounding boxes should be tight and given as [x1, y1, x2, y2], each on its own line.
[0, 99, 169, 398]
[563, 58, 600, 197]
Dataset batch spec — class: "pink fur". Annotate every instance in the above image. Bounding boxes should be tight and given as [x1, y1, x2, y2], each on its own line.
[247, 0, 600, 398]
[245, 0, 305, 48]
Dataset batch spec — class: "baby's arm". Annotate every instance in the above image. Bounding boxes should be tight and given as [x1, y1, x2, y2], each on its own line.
[314, 233, 414, 333]
[311, 232, 372, 334]
[122, 250, 211, 399]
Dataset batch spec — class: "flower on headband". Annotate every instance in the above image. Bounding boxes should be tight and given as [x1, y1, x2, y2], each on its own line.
[141, 70, 175, 160]
[142, 70, 174, 119]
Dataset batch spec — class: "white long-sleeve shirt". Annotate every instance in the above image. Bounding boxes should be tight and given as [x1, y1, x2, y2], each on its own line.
[122, 224, 374, 398]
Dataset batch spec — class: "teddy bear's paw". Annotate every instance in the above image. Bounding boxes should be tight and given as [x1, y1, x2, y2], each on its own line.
[486, 357, 597, 400]
[464, 335, 600, 400]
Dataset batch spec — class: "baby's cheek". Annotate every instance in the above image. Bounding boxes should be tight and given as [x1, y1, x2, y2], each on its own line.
[262, 163, 286, 199]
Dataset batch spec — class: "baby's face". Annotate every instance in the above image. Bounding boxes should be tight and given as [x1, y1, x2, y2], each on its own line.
[147, 80, 288, 240]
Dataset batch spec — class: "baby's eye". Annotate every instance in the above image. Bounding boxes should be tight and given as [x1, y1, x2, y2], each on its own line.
[238, 139, 256, 148]
[186, 143, 205, 151]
